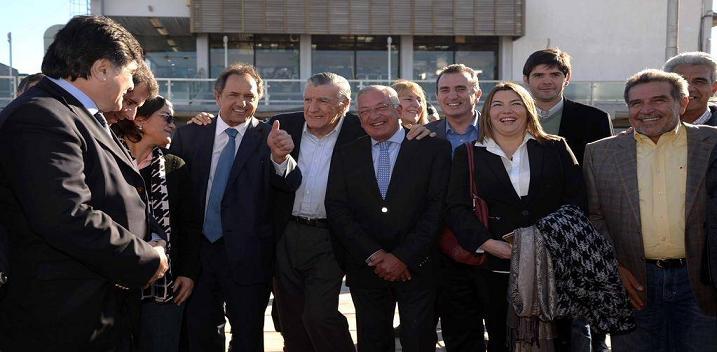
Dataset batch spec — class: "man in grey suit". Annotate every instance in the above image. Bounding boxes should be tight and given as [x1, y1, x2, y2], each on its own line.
[664, 51, 717, 126]
[584, 69, 717, 351]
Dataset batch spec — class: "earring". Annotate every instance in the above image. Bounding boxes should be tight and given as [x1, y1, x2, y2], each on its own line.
[138, 124, 143, 131]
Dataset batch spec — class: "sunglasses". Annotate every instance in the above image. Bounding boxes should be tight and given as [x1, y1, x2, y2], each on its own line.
[159, 114, 175, 124]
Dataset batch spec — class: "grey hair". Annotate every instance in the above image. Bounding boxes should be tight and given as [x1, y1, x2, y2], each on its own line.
[305, 72, 352, 101]
[356, 85, 400, 107]
[624, 69, 689, 104]
[663, 51, 717, 82]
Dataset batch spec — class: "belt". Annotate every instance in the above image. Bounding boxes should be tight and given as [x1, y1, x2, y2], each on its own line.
[290, 216, 328, 228]
[645, 258, 686, 269]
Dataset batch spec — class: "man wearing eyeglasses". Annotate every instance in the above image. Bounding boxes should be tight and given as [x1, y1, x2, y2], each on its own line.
[326, 85, 451, 351]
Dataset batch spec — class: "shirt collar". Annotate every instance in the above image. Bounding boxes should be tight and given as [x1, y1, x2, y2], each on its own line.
[302, 114, 345, 139]
[537, 98, 564, 119]
[371, 125, 406, 146]
[215, 114, 251, 137]
[692, 108, 712, 125]
[47, 77, 99, 116]
[475, 133, 535, 159]
[634, 121, 683, 145]
[446, 110, 479, 134]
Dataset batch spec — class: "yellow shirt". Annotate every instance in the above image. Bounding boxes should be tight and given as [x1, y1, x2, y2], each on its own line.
[635, 123, 687, 259]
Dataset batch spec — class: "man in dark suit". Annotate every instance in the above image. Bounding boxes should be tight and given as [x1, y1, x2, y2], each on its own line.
[326, 85, 451, 351]
[169, 63, 300, 352]
[0, 16, 168, 351]
[664, 51, 717, 126]
[523, 48, 613, 166]
[269, 72, 363, 352]
[522, 48, 613, 352]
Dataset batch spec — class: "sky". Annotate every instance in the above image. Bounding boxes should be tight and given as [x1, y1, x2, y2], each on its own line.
[0, 0, 73, 74]
[2, 1, 717, 75]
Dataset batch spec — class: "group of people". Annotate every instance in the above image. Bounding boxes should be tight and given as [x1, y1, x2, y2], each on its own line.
[0, 14, 716, 352]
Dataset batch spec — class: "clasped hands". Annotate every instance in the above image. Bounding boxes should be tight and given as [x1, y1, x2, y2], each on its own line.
[368, 250, 411, 282]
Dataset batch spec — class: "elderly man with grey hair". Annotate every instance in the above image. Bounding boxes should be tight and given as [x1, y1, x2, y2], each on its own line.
[584, 69, 717, 351]
[664, 51, 717, 126]
[326, 85, 451, 351]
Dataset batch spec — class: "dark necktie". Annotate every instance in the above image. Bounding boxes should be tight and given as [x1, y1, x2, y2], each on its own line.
[203, 128, 239, 242]
[93, 112, 111, 136]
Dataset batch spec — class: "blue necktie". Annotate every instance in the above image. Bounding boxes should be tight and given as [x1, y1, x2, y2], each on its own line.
[376, 141, 391, 199]
[203, 128, 238, 242]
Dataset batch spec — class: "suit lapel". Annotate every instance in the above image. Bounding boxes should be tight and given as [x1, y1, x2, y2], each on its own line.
[558, 99, 575, 139]
[197, 120, 217, 212]
[44, 79, 140, 175]
[525, 140, 545, 206]
[481, 148, 521, 202]
[385, 133, 413, 201]
[355, 137, 383, 201]
[613, 134, 642, 227]
[227, 117, 263, 186]
[686, 127, 715, 218]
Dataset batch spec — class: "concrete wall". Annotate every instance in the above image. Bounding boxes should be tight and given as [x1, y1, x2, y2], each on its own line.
[510, 0, 704, 81]
[91, 0, 190, 17]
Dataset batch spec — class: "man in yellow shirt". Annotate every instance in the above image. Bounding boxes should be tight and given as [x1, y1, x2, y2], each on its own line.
[583, 69, 717, 351]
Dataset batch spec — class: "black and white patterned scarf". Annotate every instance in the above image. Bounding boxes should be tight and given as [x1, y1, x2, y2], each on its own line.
[535, 204, 635, 334]
[140, 147, 175, 303]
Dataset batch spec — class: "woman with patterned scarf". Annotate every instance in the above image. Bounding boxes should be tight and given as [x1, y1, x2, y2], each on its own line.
[113, 96, 201, 352]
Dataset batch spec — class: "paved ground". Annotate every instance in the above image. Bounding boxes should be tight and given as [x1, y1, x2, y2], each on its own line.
[226, 282, 611, 351]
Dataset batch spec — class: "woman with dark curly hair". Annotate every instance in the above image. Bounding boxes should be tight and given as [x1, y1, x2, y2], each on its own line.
[113, 96, 201, 352]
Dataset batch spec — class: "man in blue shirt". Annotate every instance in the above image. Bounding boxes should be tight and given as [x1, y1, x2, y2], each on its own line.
[426, 64, 481, 154]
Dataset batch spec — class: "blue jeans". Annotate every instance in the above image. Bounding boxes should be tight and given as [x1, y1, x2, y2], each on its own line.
[611, 264, 717, 352]
[139, 301, 185, 352]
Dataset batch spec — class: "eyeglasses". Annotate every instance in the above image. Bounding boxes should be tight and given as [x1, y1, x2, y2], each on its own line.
[358, 103, 392, 119]
[160, 114, 175, 124]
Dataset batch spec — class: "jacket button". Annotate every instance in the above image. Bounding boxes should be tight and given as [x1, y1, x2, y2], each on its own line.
[521, 210, 530, 216]
[381, 207, 388, 213]
[136, 186, 145, 194]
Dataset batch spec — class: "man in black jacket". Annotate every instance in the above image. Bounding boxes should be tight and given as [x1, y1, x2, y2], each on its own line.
[523, 48, 613, 352]
[523, 48, 613, 166]
[0, 16, 168, 351]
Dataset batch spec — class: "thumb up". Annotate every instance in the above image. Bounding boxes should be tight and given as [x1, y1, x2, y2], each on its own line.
[267, 119, 293, 163]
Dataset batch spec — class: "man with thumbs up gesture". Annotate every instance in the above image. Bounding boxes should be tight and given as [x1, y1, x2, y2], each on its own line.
[169, 64, 302, 351]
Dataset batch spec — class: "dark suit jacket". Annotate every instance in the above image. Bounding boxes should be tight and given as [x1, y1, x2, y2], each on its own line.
[138, 151, 201, 280]
[325, 130, 452, 288]
[268, 112, 365, 262]
[446, 138, 586, 271]
[0, 78, 160, 350]
[169, 117, 301, 285]
[584, 125, 717, 315]
[706, 142, 717, 288]
[559, 99, 613, 165]
[706, 104, 717, 126]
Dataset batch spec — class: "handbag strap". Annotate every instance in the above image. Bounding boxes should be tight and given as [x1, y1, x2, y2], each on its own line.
[464, 142, 479, 208]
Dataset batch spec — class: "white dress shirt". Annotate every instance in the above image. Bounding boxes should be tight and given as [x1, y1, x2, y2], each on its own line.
[693, 108, 712, 125]
[476, 134, 535, 197]
[286, 117, 345, 219]
[204, 115, 251, 212]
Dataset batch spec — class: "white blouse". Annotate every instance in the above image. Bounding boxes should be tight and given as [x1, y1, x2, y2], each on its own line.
[475, 134, 535, 197]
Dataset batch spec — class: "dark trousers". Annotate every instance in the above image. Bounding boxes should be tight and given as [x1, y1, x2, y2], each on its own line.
[351, 282, 436, 352]
[274, 221, 354, 352]
[185, 238, 270, 352]
[440, 258, 509, 352]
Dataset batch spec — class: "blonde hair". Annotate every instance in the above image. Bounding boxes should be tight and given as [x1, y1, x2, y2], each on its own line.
[392, 80, 429, 125]
[479, 81, 559, 143]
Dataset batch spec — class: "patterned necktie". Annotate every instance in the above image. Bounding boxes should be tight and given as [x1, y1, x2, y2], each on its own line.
[203, 128, 238, 242]
[376, 141, 391, 199]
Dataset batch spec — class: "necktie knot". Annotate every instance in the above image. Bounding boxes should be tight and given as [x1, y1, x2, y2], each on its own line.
[225, 128, 238, 138]
[94, 112, 108, 128]
[378, 141, 390, 152]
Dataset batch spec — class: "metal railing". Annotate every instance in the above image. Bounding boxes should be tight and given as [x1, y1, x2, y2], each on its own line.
[0, 76, 627, 113]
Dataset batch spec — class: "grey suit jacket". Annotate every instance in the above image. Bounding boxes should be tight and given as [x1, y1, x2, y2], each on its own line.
[583, 124, 717, 315]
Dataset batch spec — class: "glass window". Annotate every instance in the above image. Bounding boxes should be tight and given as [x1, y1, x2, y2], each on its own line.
[414, 36, 498, 81]
[209, 34, 253, 78]
[144, 36, 197, 79]
[209, 34, 300, 80]
[312, 35, 399, 80]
